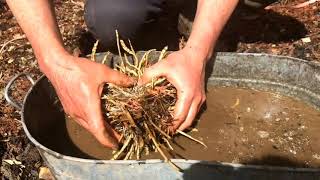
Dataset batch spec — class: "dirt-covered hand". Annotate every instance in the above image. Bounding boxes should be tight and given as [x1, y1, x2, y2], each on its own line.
[40, 53, 134, 149]
[139, 48, 207, 131]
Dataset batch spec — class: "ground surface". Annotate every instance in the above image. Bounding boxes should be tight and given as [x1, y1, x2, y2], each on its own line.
[0, 0, 319, 179]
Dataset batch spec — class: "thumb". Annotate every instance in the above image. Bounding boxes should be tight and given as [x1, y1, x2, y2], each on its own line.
[102, 67, 136, 87]
[138, 62, 166, 85]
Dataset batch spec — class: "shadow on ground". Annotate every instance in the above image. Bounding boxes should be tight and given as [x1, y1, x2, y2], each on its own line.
[77, 1, 308, 56]
[216, 5, 308, 52]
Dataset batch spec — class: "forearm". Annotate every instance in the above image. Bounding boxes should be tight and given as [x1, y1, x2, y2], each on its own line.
[186, 0, 238, 61]
[6, 0, 68, 72]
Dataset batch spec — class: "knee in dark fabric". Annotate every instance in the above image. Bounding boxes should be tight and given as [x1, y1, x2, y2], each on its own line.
[84, 0, 165, 47]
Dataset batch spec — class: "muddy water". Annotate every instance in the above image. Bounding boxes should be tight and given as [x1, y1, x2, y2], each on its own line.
[46, 87, 320, 167]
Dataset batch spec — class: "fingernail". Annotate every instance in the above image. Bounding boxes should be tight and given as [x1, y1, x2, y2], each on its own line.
[110, 137, 119, 150]
[109, 141, 119, 150]
[111, 144, 119, 150]
[137, 79, 143, 86]
[133, 78, 138, 85]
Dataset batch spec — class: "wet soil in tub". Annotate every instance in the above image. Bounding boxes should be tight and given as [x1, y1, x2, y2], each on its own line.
[43, 86, 320, 168]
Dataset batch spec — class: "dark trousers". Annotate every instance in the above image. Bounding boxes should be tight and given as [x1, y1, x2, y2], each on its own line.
[84, 0, 276, 49]
[84, 0, 170, 48]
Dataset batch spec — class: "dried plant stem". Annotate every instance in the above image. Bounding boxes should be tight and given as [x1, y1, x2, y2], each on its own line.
[144, 146, 150, 155]
[168, 161, 182, 172]
[158, 46, 168, 61]
[102, 52, 110, 64]
[139, 49, 156, 70]
[163, 138, 174, 151]
[144, 122, 168, 161]
[116, 30, 123, 63]
[111, 135, 132, 160]
[120, 40, 135, 57]
[124, 110, 137, 127]
[149, 120, 171, 140]
[0, 35, 25, 55]
[128, 40, 139, 67]
[177, 130, 207, 148]
[91, 40, 99, 61]
[142, 122, 180, 172]
[136, 144, 141, 160]
[124, 144, 134, 160]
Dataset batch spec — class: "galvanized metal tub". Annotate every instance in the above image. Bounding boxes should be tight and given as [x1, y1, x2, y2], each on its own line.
[5, 52, 320, 180]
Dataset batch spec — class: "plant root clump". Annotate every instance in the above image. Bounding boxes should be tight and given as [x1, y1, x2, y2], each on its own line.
[92, 31, 206, 171]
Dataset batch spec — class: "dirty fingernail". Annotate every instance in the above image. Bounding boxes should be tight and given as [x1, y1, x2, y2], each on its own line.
[111, 144, 119, 150]
[108, 138, 119, 150]
[137, 78, 144, 86]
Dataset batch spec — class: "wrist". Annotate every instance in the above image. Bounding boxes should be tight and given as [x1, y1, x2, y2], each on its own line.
[37, 47, 74, 75]
[180, 46, 207, 73]
[183, 42, 213, 64]
[184, 40, 214, 62]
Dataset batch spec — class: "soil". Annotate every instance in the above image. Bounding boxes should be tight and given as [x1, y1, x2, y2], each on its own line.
[45, 87, 320, 168]
[0, 0, 320, 179]
[0, 1, 85, 179]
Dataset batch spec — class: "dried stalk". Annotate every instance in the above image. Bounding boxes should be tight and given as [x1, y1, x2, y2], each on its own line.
[177, 130, 207, 148]
[102, 52, 110, 64]
[111, 135, 132, 160]
[91, 40, 99, 61]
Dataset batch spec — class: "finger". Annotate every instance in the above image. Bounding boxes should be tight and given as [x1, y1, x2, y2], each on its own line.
[171, 91, 192, 130]
[102, 67, 136, 87]
[178, 101, 201, 131]
[93, 122, 120, 149]
[138, 62, 166, 85]
[87, 94, 119, 149]
[60, 100, 89, 131]
[89, 113, 119, 149]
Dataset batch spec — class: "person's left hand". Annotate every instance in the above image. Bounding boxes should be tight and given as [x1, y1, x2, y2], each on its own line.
[139, 48, 207, 131]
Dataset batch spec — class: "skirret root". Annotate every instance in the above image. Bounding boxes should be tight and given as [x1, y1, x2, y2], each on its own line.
[90, 31, 206, 171]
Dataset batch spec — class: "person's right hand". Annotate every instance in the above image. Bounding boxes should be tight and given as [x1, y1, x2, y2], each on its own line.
[39, 52, 134, 150]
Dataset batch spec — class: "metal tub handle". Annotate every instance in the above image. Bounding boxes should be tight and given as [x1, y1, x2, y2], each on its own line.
[4, 73, 35, 111]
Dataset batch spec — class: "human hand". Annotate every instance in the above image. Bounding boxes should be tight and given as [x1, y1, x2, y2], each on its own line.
[40, 53, 134, 149]
[139, 48, 207, 131]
